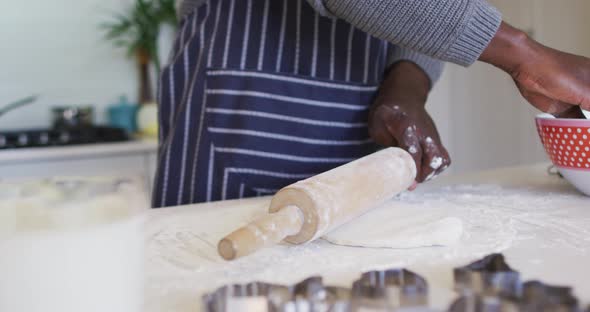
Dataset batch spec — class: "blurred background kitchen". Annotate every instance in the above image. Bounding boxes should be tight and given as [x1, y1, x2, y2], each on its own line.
[1, 0, 589, 194]
[0, 0, 178, 192]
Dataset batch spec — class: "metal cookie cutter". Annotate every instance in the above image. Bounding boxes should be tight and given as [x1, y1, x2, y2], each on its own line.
[454, 254, 520, 297]
[203, 281, 290, 312]
[450, 254, 582, 312]
[519, 281, 579, 312]
[283, 276, 351, 312]
[351, 269, 429, 311]
[448, 293, 519, 312]
[449, 281, 582, 312]
[203, 277, 351, 312]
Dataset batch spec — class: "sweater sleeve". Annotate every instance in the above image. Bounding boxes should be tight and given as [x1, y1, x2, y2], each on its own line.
[308, 0, 502, 67]
[388, 46, 444, 86]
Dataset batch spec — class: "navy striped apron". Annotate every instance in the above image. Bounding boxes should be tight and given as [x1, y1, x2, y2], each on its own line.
[154, 0, 394, 207]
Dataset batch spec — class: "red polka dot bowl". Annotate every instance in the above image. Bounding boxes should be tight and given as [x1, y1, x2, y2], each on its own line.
[536, 114, 590, 196]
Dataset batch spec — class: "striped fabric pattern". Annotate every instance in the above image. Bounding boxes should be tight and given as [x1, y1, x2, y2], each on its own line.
[154, 0, 408, 207]
[203, 69, 378, 201]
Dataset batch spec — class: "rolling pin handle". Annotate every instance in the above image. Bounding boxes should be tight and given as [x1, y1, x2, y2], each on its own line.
[218, 205, 304, 261]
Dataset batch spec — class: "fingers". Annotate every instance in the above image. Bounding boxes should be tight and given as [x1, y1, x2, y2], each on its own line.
[369, 105, 424, 177]
[380, 113, 424, 177]
[369, 104, 451, 183]
[555, 106, 587, 119]
[417, 136, 451, 183]
[398, 124, 423, 176]
[383, 110, 425, 178]
[393, 124, 447, 182]
[518, 82, 573, 114]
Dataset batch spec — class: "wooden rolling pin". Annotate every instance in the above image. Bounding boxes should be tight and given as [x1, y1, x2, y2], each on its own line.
[218, 147, 416, 260]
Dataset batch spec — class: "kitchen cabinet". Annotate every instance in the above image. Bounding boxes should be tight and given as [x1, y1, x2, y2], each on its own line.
[428, 0, 590, 174]
[0, 140, 158, 193]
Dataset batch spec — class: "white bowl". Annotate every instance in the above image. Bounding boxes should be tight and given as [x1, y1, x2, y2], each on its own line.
[559, 168, 590, 196]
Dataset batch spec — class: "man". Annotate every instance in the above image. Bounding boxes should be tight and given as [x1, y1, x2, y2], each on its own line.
[154, 0, 590, 207]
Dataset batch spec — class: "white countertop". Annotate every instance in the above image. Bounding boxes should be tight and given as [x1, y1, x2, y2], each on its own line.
[145, 163, 590, 311]
[0, 140, 158, 164]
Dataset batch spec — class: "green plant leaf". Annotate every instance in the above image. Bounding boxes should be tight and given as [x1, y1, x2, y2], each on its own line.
[101, 0, 178, 65]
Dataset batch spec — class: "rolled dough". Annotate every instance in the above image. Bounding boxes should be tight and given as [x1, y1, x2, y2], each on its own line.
[322, 201, 464, 249]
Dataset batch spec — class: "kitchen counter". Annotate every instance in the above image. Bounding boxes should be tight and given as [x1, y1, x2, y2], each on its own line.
[0, 139, 158, 190]
[145, 163, 590, 311]
[0, 139, 157, 164]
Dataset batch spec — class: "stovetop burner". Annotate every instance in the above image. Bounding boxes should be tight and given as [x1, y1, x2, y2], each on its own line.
[0, 126, 130, 150]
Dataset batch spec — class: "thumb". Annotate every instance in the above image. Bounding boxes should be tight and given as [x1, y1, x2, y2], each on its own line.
[554, 106, 587, 119]
[518, 83, 572, 114]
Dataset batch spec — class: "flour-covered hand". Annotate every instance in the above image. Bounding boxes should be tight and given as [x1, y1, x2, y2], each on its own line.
[369, 61, 451, 184]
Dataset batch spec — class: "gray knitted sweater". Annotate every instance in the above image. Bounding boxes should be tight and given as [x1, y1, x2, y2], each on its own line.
[176, 0, 502, 83]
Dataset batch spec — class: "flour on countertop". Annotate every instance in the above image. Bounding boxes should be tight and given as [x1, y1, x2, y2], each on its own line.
[144, 184, 590, 312]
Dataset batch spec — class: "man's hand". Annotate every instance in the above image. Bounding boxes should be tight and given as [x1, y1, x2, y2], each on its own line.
[369, 61, 451, 183]
[480, 22, 590, 115]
